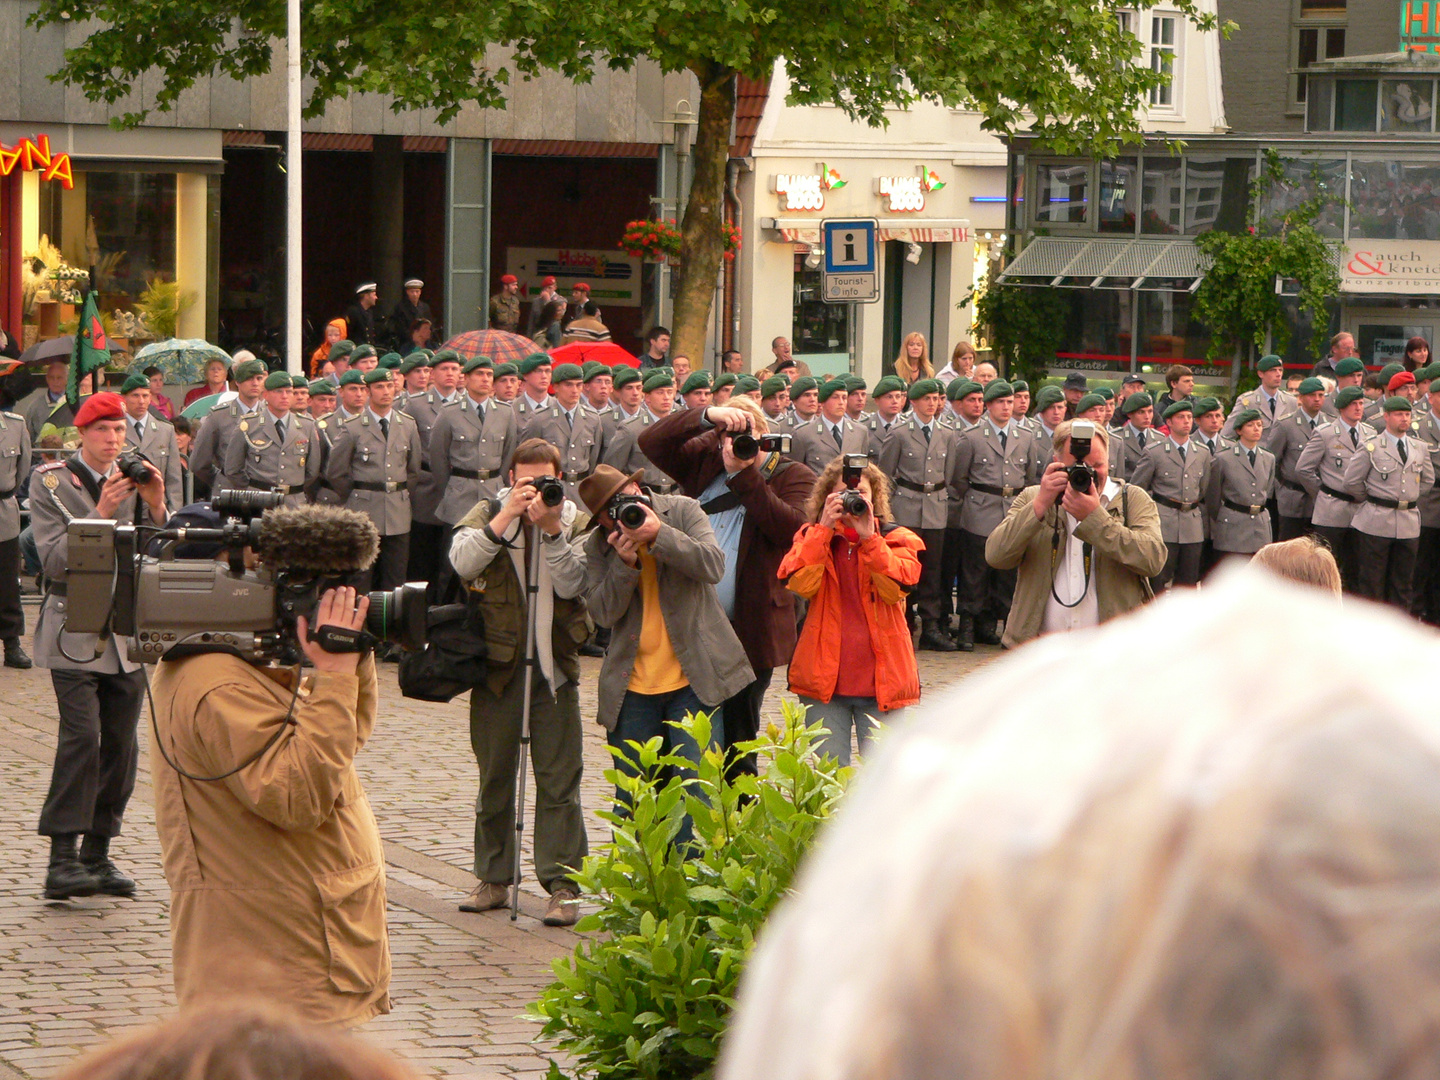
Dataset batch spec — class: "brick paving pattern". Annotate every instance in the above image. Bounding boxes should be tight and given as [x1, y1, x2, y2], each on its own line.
[0, 611, 994, 1079]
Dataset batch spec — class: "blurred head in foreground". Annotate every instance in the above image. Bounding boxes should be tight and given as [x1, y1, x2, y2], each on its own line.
[54, 1002, 417, 1080]
[721, 569, 1440, 1080]
[1253, 535, 1342, 595]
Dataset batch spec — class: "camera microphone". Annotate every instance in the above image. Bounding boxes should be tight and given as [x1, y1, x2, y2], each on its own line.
[254, 506, 380, 573]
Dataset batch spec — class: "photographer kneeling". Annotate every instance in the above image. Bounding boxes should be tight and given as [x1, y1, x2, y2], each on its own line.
[778, 457, 922, 766]
[448, 438, 590, 927]
[985, 420, 1166, 648]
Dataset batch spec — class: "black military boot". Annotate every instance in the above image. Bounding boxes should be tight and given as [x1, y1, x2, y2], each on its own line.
[79, 834, 137, 898]
[918, 620, 958, 652]
[953, 613, 975, 652]
[3, 638, 31, 669]
[975, 619, 1003, 647]
[44, 835, 100, 900]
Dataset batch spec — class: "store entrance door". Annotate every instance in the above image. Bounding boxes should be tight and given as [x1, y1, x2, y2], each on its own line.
[881, 241, 947, 376]
[1350, 312, 1436, 368]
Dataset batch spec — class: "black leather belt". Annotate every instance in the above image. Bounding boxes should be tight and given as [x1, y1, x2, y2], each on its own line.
[896, 478, 944, 494]
[1222, 498, 1266, 515]
[354, 480, 405, 493]
[269, 484, 297, 496]
[1278, 478, 1306, 492]
[46, 582, 66, 597]
[970, 482, 1020, 498]
[0, 487, 13, 500]
[451, 467, 498, 481]
[1154, 494, 1200, 512]
[1320, 483, 1355, 503]
[647, 480, 680, 495]
[561, 469, 592, 484]
[1367, 495, 1416, 510]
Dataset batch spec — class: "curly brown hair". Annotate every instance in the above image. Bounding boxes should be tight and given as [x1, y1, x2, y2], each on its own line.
[804, 457, 892, 524]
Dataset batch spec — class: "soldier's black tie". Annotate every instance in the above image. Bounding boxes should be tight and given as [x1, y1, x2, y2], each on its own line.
[922, 424, 931, 444]
[1400, 438, 1409, 464]
[1248, 449, 1256, 467]
[1351, 427, 1359, 449]
[380, 416, 389, 440]
[832, 424, 842, 449]
[998, 429, 1007, 452]
[1269, 397, 1276, 417]
[276, 416, 287, 442]
[1178, 444, 1186, 463]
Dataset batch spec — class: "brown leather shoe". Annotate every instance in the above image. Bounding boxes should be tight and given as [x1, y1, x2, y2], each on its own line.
[458, 881, 509, 912]
[543, 887, 582, 927]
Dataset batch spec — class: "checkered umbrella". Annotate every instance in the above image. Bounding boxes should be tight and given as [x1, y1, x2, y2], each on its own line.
[441, 329, 535, 364]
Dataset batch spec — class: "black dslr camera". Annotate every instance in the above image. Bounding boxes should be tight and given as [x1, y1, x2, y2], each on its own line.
[1066, 420, 1098, 494]
[608, 492, 653, 531]
[731, 431, 791, 460]
[114, 451, 153, 485]
[529, 475, 565, 507]
[841, 453, 870, 516]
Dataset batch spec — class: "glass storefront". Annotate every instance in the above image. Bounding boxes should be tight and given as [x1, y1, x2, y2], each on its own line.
[1349, 159, 1440, 240]
[792, 253, 851, 375]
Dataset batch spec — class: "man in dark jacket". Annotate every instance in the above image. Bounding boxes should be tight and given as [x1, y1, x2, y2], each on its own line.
[345, 282, 380, 347]
[387, 278, 440, 350]
[640, 399, 814, 774]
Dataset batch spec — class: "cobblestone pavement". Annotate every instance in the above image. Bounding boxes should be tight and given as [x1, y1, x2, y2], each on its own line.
[0, 609, 997, 1079]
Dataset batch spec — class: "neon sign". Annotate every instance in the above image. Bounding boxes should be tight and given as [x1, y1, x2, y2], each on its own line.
[0, 135, 74, 189]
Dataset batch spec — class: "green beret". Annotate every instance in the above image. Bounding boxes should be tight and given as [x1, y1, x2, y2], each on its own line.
[1075, 393, 1107, 414]
[1163, 399, 1194, 419]
[714, 372, 738, 390]
[263, 371, 293, 391]
[908, 378, 942, 401]
[350, 344, 377, 363]
[1334, 386, 1366, 409]
[789, 376, 819, 397]
[1232, 407, 1263, 429]
[1096, 387, 1115, 401]
[1296, 377, 1325, 395]
[1193, 396, 1222, 418]
[873, 376, 906, 397]
[760, 375, 788, 399]
[682, 372, 712, 395]
[816, 378, 849, 403]
[362, 368, 392, 385]
[735, 375, 761, 394]
[377, 352, 403, 371]
[1380, 362, 1404, 383]
[462, 355, 493, 375]
[1256, 354, 1283, 373]
[844, 375, 867, 392]
[643, 372, 675, 393]
[399, 356, 425, 374]
[612, 366, 642, 389]
[234, 359, 267, 382]
[1035, 385, 1065, 409]
[492, 362, 518, 379]
[411, 348, 434, 364]
[1414, 363, 1435, 383]
[291, 374, 310, 389]
[983, 380, 1014, 403]
[308, 379, 336, 395]
[947, 379, 982, 402]
[1121, 392, 1154, 416]
[1334, 357, 1365, 377]
[551, 363, 584, 384]
[1011, 380, 1029, 393]
[431, 349, 463, 368]
[338, 370, 366, 387]
[517, 352, 553, 376]
[583, 361, 611, 383]
[1384, 395, 1414, 412]
[120, 372, 149, 394]
[327, 340, 355, 361]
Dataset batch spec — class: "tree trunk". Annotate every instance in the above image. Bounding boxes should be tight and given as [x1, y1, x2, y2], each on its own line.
[670, 63, 735, 367]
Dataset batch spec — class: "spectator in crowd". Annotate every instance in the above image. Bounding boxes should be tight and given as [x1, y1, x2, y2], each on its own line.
[1252, 535, 1342, 595]
[1312, 331, 1355, 380]
[531, 300, 568, 349]
[778, 457, 920, 766]
[388, 277, 438, 350]
[184, 357, 232, 408]
[526, 275, 558, 336]
[934, 340, 975, 387]
[143, 366, 175, 420]
[891, 332, 933, 386]
[346, 283, 380, 346]
[20, 355, 71, 438]
[311, 319, 347, 376]
[640, 326, 671, 372]
[757, 336, 811, 380]
[1407, 335, 1431, 372]
[562, 282, 591, 328]
[972, 361, 998, 387]
[721, 349, 745, 374]
[561, 301, 611, 344]
[1154, 364, 1195, 417]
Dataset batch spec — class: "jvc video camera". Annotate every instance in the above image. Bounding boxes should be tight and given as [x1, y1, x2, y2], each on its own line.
[841, 453, 870, 516]
[1067, 420, 1098, 493]
[64, 490, 427, 665]
[731, 431, 791, 460]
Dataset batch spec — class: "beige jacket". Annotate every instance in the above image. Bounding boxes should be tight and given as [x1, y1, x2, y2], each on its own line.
[984, 484, 1167, 648]
[150, 652, 390, 1028]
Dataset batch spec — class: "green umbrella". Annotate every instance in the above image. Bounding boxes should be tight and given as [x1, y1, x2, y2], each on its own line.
[180, 392, 225, 420]
[134, 339, 231, 386]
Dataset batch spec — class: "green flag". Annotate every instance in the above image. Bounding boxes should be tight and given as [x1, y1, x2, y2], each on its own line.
[67, 291, 110, 407]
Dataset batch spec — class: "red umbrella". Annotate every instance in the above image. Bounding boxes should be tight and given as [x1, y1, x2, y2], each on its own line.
[547, 341, 639, 369]
[441, 329, 536, 364]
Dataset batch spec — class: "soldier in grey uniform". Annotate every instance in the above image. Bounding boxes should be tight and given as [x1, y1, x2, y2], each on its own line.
[1320, 357, 1366, 419]
[1343, 395, 1434, 611]
[759, 375, 791, 427]
[1266, 376, 1327, 541]
[188, 357, 268, 497]
[1115, 392, 1161, 480]
[862, 375, 907, 460]
[950, 380, 1043, 649]
[400, 350, 458, 587]
[711, 372, 738, 406]
[601, 404, 676, 495]
[30, 392, 168, 899]
[1190, 396, 1232, 576]
[582, 362, 618, 439]
[1029, 386, 1069, 470]
[1296, 385, 1368, 590]
[1130, 399, 1211, 591]
[784, 376, 820, 430]
[1411, 370, 1440, 622]
[117, 371, 183, 513]
[679, 370, 713, 413]
[1221, 354, 1297, 440]
[0, 392, 31, 668]
[936, 378, 983, 642]
[1204, 408, 1276, 562]
[1076, 393, 1127, 478]
[325, 367, 423, 595]
[314, 368, 369, 506]
[939, 378, 984, 434]
[508, 352, 555, 429]
[306, 378, 336, 422]
[788, 378, 870, 474]
[877, 379, 957, 650]
[221, 370, 320, 507]
[607, 366, 646, 429]
[520, 362, 607, 504]
[431, 355, 518, 525]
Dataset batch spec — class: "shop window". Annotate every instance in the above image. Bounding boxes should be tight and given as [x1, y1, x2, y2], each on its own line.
[1033, 162, 1090, 227]
[1257, 157, 1345, 238]
[1058, 289, 1132, 366]
[1149, 15, 1178, 108]
[1307, 76, 1335, 130]
[1099, 159, 1138, 234]
[1294, 24, 1345, 106]
[1334, 79, 1378, 131]
[1141, 158, 1182, 235]
[1381, 80, 1434, 132]
[1137, 289, 1210, 362]
[1183, 155, 1256, 235]
[1350, 160, 1440, 241]
[792, 253, 851, 373]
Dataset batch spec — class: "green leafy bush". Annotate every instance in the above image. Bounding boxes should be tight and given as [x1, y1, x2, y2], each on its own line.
[529, 704, 850, 1080]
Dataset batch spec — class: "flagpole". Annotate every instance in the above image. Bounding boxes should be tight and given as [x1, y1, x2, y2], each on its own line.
[285, 0, 302, 374]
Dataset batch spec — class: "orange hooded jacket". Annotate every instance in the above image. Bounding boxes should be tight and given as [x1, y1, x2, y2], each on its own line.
[778, 522, 923, 712]
[311, 318, 348, 376]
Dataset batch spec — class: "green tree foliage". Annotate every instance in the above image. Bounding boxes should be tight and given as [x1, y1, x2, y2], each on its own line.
[528, 705, 850, 1079]
[972, 283, 1072, 385]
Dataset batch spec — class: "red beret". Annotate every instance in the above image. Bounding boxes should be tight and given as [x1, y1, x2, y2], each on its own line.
[1388, 371, 1416, 391]
[74, 392, 126, 428]
[572, 282, 590, 292]
[542, 276, 556, 287]
[500, 274, 518, 285]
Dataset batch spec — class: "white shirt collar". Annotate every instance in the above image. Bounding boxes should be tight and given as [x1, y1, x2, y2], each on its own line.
[367, 406, 393, 425]
[1168, 434, 1189, 451]
[987, 418, 1010, 438]
[524, 392, 549, 411]
[467, 393, 489, 412]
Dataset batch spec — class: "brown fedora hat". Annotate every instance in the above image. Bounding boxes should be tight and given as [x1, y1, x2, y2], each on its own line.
[578, 464, 646, 524]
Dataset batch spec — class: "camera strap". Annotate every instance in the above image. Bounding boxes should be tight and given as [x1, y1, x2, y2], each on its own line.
[1049, 510, 1094, 610]
[66, 457, 102, 505]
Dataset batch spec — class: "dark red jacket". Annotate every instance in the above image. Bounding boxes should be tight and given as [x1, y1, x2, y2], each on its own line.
[640, 407, 815, 672]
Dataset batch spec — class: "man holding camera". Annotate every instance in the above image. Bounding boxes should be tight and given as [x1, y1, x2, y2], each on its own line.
[31, 392, 169, 899]
[984, 420, 1165, 647]
[119, 371, 183, 512]
[448, 439, 590, 926]
[639, 399, 813, 774]
[221, 371, 320, 508]
[190, 357, 268, 497]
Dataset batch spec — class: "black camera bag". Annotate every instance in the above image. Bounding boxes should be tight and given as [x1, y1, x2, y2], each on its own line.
[397, 600, 488, 702]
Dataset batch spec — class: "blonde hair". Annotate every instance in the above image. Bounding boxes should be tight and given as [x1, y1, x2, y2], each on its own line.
[725, 394, 769, 436]
[1252, 536, 1342, 595]
[893, 333, 933, 384]
[805, 457, 892, 524]
[1051, 417, 1109, 453]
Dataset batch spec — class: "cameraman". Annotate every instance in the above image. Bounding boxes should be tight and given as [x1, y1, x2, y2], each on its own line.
[150, 584, 390, 1027]
[447, 439, 590, 927]
[639, 397, 813, 774]
[984, 420, 1165, 648]
[30, 393, 168, 900]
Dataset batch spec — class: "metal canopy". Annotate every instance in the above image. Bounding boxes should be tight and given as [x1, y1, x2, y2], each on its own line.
[998, 237, 1208, 290]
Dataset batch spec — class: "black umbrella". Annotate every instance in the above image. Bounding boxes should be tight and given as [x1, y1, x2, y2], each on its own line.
[18, 334, 74, 366]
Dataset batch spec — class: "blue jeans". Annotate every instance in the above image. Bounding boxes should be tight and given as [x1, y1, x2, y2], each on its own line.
[607, 684, 721, 847]
[20, 526, 40, 577]
[800, 695, 901, 768]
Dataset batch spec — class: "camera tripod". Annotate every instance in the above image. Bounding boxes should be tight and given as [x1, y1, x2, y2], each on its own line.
[511, 522, 542, 921]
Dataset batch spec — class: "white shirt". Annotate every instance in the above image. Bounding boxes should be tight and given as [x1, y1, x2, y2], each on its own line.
[1042, 477, 1121, 636]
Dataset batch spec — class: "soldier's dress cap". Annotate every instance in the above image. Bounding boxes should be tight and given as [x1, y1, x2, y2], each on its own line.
[789, 376, 819, 397]
[947, 379, 982, 402]
[551, 363, 584, 384]
[234, 359, 267, 381]
[1163, 399, 1194, 419]
[1034, 386, 1065, 410]
[612, 367, 642, 389]
[983, 380, 1014, 403]
[462, 356, 493, 375]
[1232, 407, 1263, 429]
[1296, 377, 1325, 395]
[873, 375, 906, 397]
[1334, 357, 1364, 377]
[362, 368, 393, 385]
[263, 371, 293, 391]
[120, 372, 149, 394]
[1256, 355, 1283, 373]
[1383, 395, 1414, 412]
[1121, 392, 1154, 416]
[1334, 386, 1366, 409]
[643, 372, 674, 393]
[908, 378, 942, 401]
[681, 372, 712, 395]
[517, 353, 552, 377]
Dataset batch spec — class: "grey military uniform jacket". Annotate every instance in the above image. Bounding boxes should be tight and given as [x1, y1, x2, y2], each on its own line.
[430, 396, 518, 525]
[1204, 443, 1276, 554]
[310, 409, 355, 506]
[1343, 432, 1434, 540]
[789, 416, 870, 476]
[190, 399, 263, 494]
[403, 388, 460, 525]
[0, 409, 30, 542]
[951, 422, 1043, 536]
[1118, 425, 1162, 480]
[1266, 410, 1323, 521]
[863, 412, 902, 461]
[1222, 388, 1298, 440]
[220, 410, 320, 508]
[123, 411, 183, 512]
[519, 403, 606, 504]
[601, 411, 676, 494]
[1412, 409, 1440, 529]
[325, 409, 424, 535]
[1296, 420, 1365, 529]
[1129, 437, 1211, 545]
[876, 415, 956, 532]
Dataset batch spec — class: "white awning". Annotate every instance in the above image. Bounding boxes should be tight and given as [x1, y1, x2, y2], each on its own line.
[998, 237, 1209, 289]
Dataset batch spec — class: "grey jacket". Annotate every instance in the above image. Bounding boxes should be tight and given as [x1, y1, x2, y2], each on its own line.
[1204, 443, 1276, 554]
[1296, 420, 1366, 529]
[0, 409, 30, 542]
[1266, 409, 1323, 521]
[788, 416, 870, 476]
[1344, 431, 1434, 540]
[124, 411, 184, 512]
[430, 396, 517, 524]
[190, 398, 263, 493]
[876, 415, 957, 532]
[1129, 436, 1211, 545]
[581, 493, 754, 731]
[519, 403, 607, 504]
[950, 421, 1043, 536]
[1222, 388, 1298, 440]
[220, 410, 320, 508]
[601, 412, 677, 493]
[325, 409, 424, 535]
[1413, 409, 1440, 529]
[402, 388, 461, 525]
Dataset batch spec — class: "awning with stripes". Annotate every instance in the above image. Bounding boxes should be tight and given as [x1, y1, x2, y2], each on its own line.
[997, 237, 1209, 290]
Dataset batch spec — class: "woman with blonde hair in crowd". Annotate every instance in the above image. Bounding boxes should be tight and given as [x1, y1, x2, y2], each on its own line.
[892, 332, 933, 385]
[1252, 535, 1342, 595]
[934, 340, 975, 387]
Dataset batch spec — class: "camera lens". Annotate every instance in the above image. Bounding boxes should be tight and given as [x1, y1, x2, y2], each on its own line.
[731, 432, 759, 459]
[212, 489, 285, 519]
[116, 453, 151, 485]
[534, 476, 564, 507]
[365, 582, 428, 652]
[617, 502, 647, 530]
[841, 491, 869, 516]
[1067, 463, 1095, 493]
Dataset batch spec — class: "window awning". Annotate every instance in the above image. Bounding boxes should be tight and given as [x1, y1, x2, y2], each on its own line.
[998, 237, 1209, 290]
[759, 217, 971, 244]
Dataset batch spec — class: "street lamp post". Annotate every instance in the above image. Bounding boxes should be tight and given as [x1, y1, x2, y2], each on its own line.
[286, 0, 302, 373]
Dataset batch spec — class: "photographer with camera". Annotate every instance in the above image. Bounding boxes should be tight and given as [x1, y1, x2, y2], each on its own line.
[447, 439, 590, 926]
[778, 456, 921, 766]
[30, 393, 169, 900]
[984, 420, 1165, 648]
[638, 396, 813, 774]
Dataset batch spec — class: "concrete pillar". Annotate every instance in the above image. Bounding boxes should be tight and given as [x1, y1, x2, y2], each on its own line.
[175, 172, 209, 339]
[371, 135, 405, 320]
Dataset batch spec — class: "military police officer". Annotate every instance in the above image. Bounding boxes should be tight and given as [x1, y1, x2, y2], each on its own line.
[221, 370, 320, 507]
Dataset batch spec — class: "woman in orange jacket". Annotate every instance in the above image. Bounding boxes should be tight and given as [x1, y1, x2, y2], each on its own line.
[778, 457, 923, 765]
